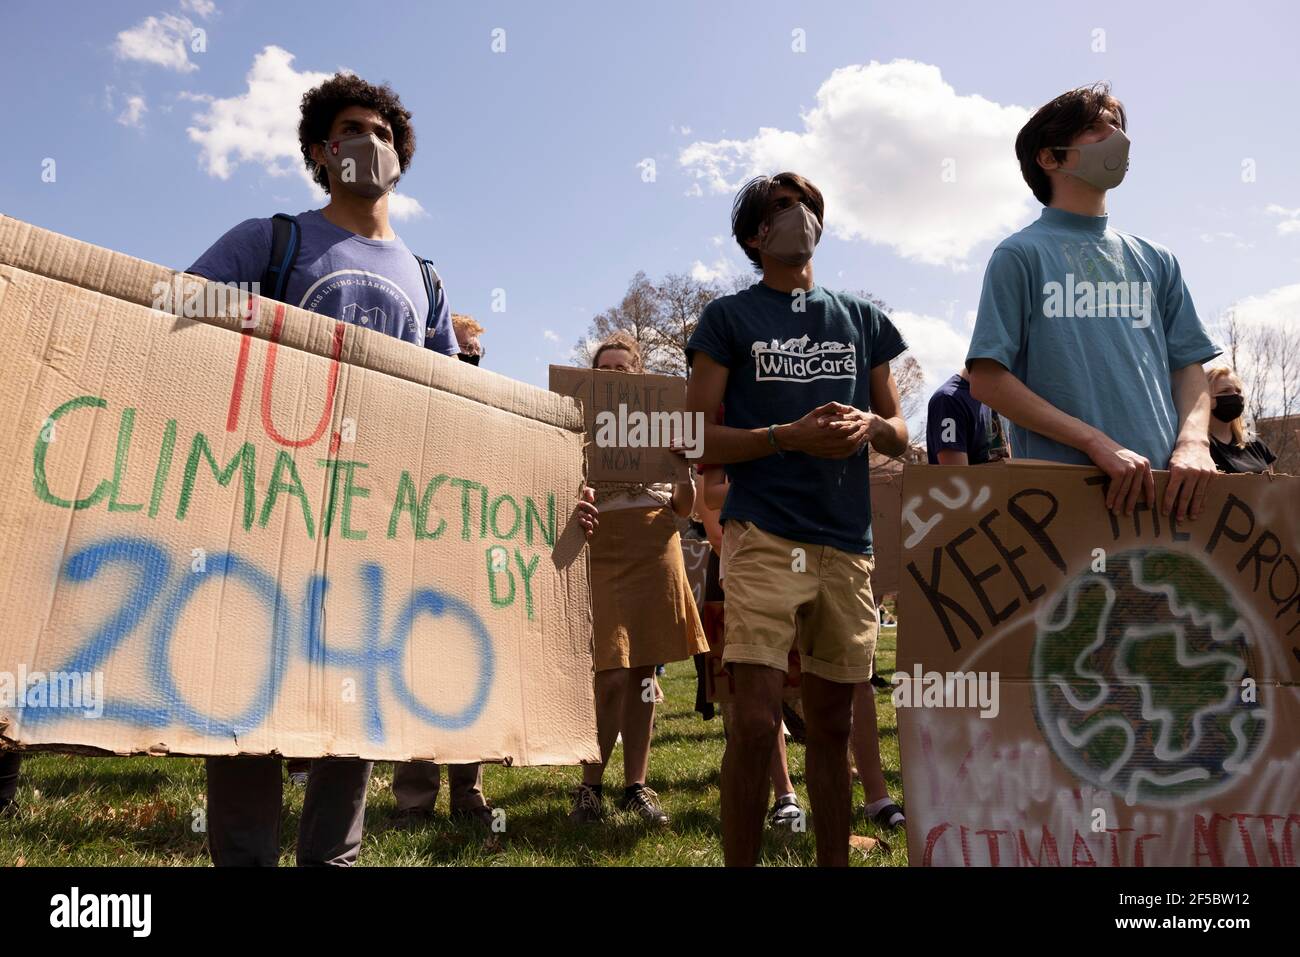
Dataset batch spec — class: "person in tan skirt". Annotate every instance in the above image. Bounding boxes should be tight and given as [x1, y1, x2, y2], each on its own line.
[570, 332, 708, 826]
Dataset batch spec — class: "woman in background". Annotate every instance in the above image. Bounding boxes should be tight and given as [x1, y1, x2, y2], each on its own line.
[570, 332, 707, 826]
[1207, 367, 1276, 474]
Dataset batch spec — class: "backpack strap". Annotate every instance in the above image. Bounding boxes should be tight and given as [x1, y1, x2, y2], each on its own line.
[415, 255, 444, 333]
[261, 213, 301, 302]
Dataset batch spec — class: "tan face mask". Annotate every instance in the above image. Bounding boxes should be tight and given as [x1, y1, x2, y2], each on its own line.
[759, 203, 822, 267]
[322, 132, 401, 198]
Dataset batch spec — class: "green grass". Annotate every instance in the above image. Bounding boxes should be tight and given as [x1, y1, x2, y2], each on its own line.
[1, 627, 906, 866]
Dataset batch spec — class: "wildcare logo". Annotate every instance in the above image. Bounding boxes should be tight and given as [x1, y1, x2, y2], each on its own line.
[1042, 274, 1152, 328]
[750, 336, 856, 383]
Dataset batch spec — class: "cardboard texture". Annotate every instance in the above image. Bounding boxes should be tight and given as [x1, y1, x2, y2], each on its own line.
[896, 462, 1300, 866]
[548, 366, 689, 484]
[869, 470, 902, 596]
[0, 215, 599, 765]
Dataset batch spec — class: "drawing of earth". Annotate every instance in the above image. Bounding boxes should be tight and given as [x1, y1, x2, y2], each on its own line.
[1031, 549, 1269, 806]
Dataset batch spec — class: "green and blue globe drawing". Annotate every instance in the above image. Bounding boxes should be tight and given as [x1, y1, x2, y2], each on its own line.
[1031, 549, 1269, 806]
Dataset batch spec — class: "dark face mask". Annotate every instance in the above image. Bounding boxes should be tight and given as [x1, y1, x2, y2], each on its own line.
[1212, 394, 1244, 422]
[458, 353, 481, 366]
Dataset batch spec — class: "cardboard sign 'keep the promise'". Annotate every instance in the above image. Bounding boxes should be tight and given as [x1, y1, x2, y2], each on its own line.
[897, 462, 1300, 867]
[549, 366, 690, 484]
[0, 216, 598, 765]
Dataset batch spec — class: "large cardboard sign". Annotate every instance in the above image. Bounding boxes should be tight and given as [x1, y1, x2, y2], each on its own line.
[548, 366, 690, 484]
[0, 216, 598, 765]
[897, 462, 1300, 866]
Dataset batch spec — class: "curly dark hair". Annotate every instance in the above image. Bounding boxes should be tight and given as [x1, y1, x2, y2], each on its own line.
[298, 73, 416, 193]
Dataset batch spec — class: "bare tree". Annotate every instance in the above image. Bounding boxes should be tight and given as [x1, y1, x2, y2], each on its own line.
[648, 272, 721, 377]
[571, 271, 666, 370]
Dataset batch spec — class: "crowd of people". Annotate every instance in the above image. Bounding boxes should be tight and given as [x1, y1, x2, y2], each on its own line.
[0, 75, 1284, 868]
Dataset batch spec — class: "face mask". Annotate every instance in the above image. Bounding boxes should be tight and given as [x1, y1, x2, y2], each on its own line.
[322, 132, 401, 198]
[1213, 394, 1244, 422]
[759, 203, 822, 267]
[458, 352, 481, 366]
[1054, 127, 1130, 191]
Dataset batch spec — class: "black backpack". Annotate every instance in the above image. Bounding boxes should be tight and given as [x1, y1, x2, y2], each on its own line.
[260, 213, 445, 343]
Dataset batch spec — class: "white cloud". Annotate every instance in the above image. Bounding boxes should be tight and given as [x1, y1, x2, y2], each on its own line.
[690, 256, 744, 284]
[117, 95, 148, 128]
[684, 182, 703, 197]
[387, 191, 426, 220]
[679, 60, 1034, 268]
[181, 0, 217, 18]
[1199, 231, 1253, 249]
[1265, 204, 1300, 236]
[115, 14, 198, 73]
[1225, 282, 1300, 334]
[185, 46, 331, 180]
[543, 329, 560, 342]
[889, 308, 975, 394]
[184, 46, 425, 218]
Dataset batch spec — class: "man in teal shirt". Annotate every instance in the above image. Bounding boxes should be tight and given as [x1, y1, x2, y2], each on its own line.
[968, 83, 1219, 520]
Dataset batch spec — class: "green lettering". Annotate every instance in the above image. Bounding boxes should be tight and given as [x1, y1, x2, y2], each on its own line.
[178, 432, 258, 529]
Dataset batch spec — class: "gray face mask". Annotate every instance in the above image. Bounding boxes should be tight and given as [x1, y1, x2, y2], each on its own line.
[1053, 127, 1130, 191]
[759, 203, 822, 266]
[322, 132, 401, 198]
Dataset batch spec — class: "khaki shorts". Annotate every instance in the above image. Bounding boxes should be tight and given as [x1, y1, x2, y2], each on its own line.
[721, 520, 878, 683]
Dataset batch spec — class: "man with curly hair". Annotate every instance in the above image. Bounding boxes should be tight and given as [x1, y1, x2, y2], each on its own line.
[186, 72, 459, 867]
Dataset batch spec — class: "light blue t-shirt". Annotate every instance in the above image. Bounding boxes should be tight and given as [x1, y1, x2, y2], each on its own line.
[187, 208, 457, 355]
[967, 207, 1219, 467]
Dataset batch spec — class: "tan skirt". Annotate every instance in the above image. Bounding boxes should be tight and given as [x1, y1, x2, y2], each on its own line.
[590, 506, 708, 672]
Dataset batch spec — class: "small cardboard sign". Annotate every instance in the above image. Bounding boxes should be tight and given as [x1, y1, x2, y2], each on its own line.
[548, 366, 690, 484]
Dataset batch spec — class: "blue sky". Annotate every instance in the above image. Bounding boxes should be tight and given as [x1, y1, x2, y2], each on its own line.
[2, 0, 1297, 395]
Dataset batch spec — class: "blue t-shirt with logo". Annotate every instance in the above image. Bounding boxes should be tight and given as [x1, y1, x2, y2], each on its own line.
[186, 208, 458, 355]
[966, 207, 1219, 467]
[926, 373, 1005, 464]
[687, 282, 907, 555]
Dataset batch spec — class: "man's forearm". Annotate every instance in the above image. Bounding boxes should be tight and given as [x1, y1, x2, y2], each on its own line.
[971, 365, 1102, 456]
[871, 416, 909, 457]
[699, 422, 780, 465]
[1171, 364, 1211, 449]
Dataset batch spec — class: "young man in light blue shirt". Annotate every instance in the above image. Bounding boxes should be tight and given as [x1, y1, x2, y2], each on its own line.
[967, 84, 1219, 520]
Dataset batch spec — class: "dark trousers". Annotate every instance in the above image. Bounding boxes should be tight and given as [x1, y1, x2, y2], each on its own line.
[0, 752, 20, 806]
[391, 761, 485, 813]
[205, 755, 372, 866]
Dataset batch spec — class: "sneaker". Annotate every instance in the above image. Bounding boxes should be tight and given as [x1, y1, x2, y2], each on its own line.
[620, 784, 669, 826]
[866, 799, 906, 830]
[768, 794, 803, 830]
[568, 784, 604, 824]
[655, 664, 666, 677]
[869, 670, 892, 690]
[288, 771, 309, 787]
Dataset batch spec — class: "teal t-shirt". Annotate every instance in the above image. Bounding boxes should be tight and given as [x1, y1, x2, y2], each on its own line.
[686, 283, 907, 555]
[966, 207, 1220, 467]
